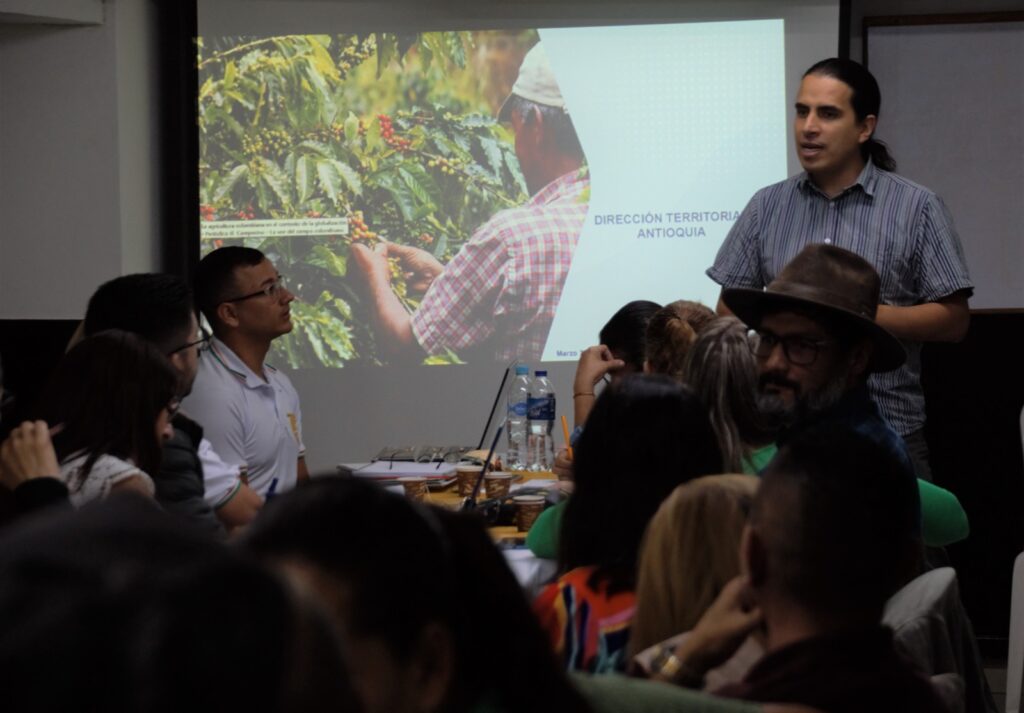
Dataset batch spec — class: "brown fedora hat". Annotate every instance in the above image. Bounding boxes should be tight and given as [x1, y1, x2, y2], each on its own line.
[722, 244, 906, 372]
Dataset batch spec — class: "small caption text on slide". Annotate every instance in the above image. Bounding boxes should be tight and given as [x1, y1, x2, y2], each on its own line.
[200, 218, 350, 240]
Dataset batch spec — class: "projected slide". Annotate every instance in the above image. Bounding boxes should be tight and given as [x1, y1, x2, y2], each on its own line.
[197, 22, 786, 368]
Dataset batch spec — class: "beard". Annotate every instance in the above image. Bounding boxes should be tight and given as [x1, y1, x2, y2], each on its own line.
[758, 368, 851, 430]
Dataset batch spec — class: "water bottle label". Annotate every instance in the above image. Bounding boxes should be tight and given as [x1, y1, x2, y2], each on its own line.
[527, 395, 555, 420]
[508, 402, 528, 417]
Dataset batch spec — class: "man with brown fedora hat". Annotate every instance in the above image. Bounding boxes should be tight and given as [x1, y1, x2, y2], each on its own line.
[723, 244, 912, 468]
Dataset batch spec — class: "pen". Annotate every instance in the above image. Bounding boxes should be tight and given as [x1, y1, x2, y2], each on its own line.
[560, 414, 574, 461]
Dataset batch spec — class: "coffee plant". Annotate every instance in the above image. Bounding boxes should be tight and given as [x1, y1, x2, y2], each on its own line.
[198, 32, 533, 366]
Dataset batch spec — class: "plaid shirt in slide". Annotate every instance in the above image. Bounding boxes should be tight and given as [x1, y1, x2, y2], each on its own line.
[411, 169, 590, 362]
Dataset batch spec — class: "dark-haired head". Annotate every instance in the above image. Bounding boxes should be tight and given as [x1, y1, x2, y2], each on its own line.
[598, 300, 661, 373]
[803, 58, 896, 171]
[193, 246, 266, 330]
[0, 497, 360, 713]
[749, 423, 921, 624]
[37, 330, 178, 478]
[85, 274, 195, 353]
[242, 478, 591, 713]
[241, 478, 456, 713]
[560, 374, 723, 593]
[84, 273, 201, 396]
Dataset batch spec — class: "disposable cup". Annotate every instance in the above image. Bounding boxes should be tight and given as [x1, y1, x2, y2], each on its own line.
[484, 472, 514, 500]
[456, 463, 484, 497]
[513, 495, 546, 532]
[398, 477, 429, 501]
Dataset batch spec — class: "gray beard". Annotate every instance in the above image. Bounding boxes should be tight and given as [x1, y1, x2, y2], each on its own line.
[758, 371, 850, 430]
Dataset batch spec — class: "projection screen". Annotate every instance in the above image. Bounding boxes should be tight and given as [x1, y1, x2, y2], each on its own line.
[196, 1, 842, 467]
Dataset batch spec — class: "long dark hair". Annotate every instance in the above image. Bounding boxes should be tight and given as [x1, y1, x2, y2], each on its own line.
[804, 57, 896, 171]
[37, 330, 178, 478]
[598, 300, 661, 371]
[559, 374, 723, 594]
[432, 508, 593, 713]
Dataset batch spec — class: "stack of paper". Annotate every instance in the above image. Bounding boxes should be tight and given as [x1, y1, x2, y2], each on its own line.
[338, 461, 458, 481]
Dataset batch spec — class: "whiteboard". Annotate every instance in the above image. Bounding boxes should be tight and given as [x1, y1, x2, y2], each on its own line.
[867, 19, 1024, 310]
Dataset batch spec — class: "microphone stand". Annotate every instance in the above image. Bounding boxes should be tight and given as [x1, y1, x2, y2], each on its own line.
[462, 426, 502, 512]
[476, 363, 513, 450]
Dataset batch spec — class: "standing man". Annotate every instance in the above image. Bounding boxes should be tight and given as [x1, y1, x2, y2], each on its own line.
[351, 42, 589, 363]
[84, 274, 263, 533]
[184, 247, 308, 497]
[707, 58, 972, 479]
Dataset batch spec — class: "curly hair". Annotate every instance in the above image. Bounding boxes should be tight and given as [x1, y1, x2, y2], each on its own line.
[644, 300, 716, 382]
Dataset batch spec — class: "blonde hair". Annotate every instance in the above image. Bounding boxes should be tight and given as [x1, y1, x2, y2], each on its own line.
[683, 317, 775, 473]
[629, 474, 758, 656]
[644, 300, 715, 382]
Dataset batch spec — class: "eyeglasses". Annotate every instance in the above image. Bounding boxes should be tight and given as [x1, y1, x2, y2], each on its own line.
[748, 329, 832, 367]
[224, 275, 287, 303]
[168, 326, 211, 358]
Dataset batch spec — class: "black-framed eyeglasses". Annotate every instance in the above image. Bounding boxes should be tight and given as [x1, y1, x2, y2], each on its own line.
[168, 326, 211, 358]
[224, 275, 287, 303]
[748, 329, 832, 367]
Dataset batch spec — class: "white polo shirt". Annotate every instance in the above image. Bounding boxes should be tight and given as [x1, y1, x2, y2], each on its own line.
[183, 336, 304, 497]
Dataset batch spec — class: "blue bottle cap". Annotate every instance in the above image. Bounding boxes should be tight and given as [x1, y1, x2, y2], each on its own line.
[535, 370, 547, 376]
[515, 365, 529, 375]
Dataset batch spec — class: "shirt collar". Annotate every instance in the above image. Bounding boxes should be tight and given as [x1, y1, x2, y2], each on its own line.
[527, 166, 590, 207]
[207, 335, 275, 389]
[796, 158, 877, 199]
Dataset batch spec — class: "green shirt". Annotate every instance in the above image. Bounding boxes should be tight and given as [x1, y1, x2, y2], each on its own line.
[525, 443, 968, 558]
[572, 673, 759, 713]
[525, 499, 564, 560]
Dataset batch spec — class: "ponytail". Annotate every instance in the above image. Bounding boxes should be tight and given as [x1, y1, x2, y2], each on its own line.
[864, 137, 896, 172]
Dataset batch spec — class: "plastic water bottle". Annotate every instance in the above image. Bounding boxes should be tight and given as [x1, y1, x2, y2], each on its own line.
[506, 365, 530, 470]
[527, 370, 556, 471]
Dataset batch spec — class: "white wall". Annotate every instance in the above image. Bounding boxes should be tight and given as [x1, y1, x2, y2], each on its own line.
[0, 0, 103, 24]
[0, 0, 160, 320]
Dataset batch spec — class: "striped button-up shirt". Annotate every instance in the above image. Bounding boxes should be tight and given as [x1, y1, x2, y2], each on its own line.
[412, 169, 590, 362]
[707, 160, 972, 436]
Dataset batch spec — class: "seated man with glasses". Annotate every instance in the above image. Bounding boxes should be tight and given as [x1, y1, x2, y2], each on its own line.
[84, 273, 263, 534]
[725, 244, 909, 461]
[722, 244, 968, 547]
[184, 247, 308, 499]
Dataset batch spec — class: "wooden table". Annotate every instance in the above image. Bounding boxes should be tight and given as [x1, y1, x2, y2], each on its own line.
[423, 469, 558, 544]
